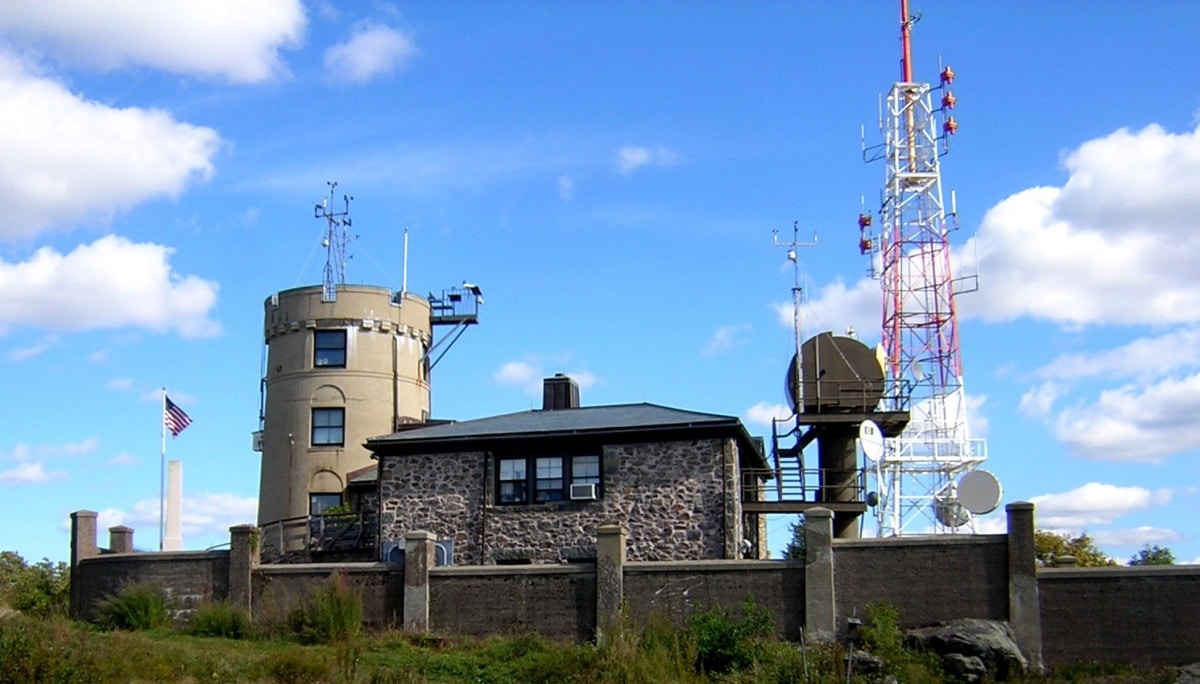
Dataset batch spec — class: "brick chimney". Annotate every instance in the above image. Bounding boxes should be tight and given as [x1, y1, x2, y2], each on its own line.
[542, 374, 580, 410]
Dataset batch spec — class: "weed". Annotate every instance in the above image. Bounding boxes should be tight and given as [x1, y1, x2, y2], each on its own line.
[95, 582, 170, 631]
[288, 571, 362, 644]
[688, 597, 774, 675]
[256, 649, 333, 684]
[186, 600, 252, 638]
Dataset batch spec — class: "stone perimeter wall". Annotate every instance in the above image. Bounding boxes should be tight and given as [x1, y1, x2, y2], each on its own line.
[377, 437, 746, 565]
[68, 505, 1200, 669]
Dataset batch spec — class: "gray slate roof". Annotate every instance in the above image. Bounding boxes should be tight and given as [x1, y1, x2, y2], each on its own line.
[366, 403, 766, 467]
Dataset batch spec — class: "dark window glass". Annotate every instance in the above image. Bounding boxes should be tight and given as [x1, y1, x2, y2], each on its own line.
[535, 457, 564, 502]
[314, 330, 347, 368]
[312, 408, 345, 446]
[310, 493, 342, 515]
[498, 458, 526, 503]
[571, 455, 600, 486]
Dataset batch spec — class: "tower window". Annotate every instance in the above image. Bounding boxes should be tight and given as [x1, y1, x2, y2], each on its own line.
[312, 408, 345, 446]
[314, 330, 347, 368]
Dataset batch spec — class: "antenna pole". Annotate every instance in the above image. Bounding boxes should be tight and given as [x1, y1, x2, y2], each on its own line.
[402, 227, 409, 296]
[774, 222, 817, 414]
[900, 0, 913, 82]
[315, 181, 354, 302]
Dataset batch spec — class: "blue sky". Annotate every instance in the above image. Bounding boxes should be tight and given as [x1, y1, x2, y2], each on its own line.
[3, 1, 1200, 565]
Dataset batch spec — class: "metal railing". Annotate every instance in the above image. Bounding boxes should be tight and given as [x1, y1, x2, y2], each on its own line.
[259, 512, 377, 563]
[741, 467, 867, 504]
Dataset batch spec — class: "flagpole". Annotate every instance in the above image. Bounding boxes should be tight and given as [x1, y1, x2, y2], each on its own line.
[160, 387, 167, 551]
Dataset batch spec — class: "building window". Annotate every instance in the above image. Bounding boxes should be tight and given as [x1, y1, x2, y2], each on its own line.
[535, 457, 564, 502]
[310, 493, 342, 516]
[496, 453, 599, 505]
[312, 408, 345, 446]
[498, 458, 526, 503]
[572, 455, 600, 486]
[314, 330, 346, 368]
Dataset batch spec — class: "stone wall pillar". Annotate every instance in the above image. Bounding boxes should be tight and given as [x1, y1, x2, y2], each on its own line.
[595, 524, 626, 647]
[804, 507, 836, 642]
[69, 510, 99, 619]
[229, 525, 259, 611]
[108, 525, 134, 554]
[404, 530, 436, 632]
[1006, 502, 1044, 672]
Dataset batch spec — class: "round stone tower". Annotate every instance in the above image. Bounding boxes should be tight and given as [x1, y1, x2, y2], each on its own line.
[256, 285, 432, 526]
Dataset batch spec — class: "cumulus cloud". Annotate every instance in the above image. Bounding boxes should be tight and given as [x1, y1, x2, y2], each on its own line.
[1019, 382, 1060, 418]
[1030, 482, 1171, 530]
[1091, 526, 1184, 549]
[0, 54, 220, 240]
[90, 492, 257, 544]
[0, 235, 220, 338]
[1034, 327, 1200, 382]
[617, 145, 680, 174]
[743, 402, 791, 427]
[0, 462, 67, 486]
[960, 123, 1200, 327]
[701, 324, 751, 357]
[1053, 373, 1200, 462]
[324, 23, 416, 84]
[494, 358, 596, 397]
[0, 0, 305, 83]
[779, 278, 880, 345]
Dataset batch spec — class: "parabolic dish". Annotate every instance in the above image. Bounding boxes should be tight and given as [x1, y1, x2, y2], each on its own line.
[858, 420, 884, 462]
[957, 469, 1003, 515]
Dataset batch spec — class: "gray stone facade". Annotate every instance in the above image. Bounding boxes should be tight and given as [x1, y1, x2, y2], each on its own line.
[378, 437, 755, 565]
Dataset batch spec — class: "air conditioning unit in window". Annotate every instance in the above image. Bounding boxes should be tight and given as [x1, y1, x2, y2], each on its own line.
[569, 483, 598, 501]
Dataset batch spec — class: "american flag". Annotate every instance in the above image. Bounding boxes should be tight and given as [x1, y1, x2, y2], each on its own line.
[164, 396, 192, 438]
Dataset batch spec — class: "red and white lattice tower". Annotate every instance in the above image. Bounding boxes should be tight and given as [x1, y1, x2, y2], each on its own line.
[859, 0, 986, 536]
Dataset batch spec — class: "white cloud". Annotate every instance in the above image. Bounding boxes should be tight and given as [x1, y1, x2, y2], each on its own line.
[1030, 482, 1171, 530]
[0, 1, 305, 83]
[1091, 526, 1184, 549]
[7, 336, 55, 361]
[324, 23, 416, 84]
[106, 377, 134, 392]
[90, 492, 258, 546]
[959, 123, 1200, 327]
[701, 324, 751, 357]
[494, 358, 596, 397]
[0, 235, 220, 338]
[965, 392, 989, 439]
[1019, 382, 1060, 418]
[107, 453, 138, 467]
[743, 402, 791, 427]
[1053, 373, 1200, 462]
[0, 462, 64, 486]
[0, 54, 221, 240]
[782, 278, 880, 345]
[557, 175, 575, 201]
[1034, 328, 1200, 382]
[617, 145, 680, 174]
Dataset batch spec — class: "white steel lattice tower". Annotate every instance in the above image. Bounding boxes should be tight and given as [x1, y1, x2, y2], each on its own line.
[859, 0, 986, 536]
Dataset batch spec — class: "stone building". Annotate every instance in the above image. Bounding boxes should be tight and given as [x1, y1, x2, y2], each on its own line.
[366, 375, 771, 565]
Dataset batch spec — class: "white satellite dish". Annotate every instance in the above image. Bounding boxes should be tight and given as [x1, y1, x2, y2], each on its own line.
[957, 469, 1003, 515]
[858, 420, 884, 462]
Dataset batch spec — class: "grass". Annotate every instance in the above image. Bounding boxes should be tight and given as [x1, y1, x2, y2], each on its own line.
[0, 607, 1181, 683]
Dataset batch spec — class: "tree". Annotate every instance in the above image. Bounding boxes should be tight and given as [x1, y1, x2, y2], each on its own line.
[782, 517, 805, 561]
[0, 550, 70, 617]
[1033, 530, 1117, 567]
[1128, 544, 1175, 566]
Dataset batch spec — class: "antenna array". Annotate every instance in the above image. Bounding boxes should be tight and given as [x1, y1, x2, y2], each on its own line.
[315, 181, 355, 302]
[858, 0, 986, 535]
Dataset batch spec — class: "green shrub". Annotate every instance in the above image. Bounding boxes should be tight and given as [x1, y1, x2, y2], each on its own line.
[857, 602, 943, 681]
[288, 572, 362, 644]
[187, 601, 252, 638]
[688, 597, 774, 675]
[257, 649, 333, 684]
[95, 582, 170, 631]
[0, 552, 70, 618]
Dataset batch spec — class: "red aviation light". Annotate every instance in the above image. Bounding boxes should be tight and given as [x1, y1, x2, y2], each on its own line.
[943, 116, 959, 135]
[858, 213, 873, 229]
[940, 65, 955, 84]
[941, 91, 956, 109]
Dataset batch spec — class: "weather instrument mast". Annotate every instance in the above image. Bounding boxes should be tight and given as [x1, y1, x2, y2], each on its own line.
[858, 0, 990, 535]
[316, 181, 355, 302]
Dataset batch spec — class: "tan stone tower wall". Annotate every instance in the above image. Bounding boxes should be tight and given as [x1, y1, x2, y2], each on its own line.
[257, 285, 431, 526]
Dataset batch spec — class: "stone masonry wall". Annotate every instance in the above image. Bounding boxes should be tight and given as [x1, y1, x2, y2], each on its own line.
[378, 438, 744, 564]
